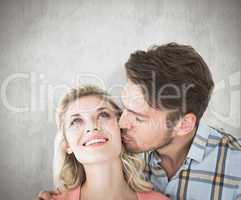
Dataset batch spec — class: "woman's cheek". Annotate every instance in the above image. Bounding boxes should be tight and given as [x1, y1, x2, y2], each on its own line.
[65, 132, 77, 149]
[102, 121, 119, 136]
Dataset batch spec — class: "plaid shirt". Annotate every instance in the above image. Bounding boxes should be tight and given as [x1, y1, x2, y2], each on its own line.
[143, 123, 241, 200]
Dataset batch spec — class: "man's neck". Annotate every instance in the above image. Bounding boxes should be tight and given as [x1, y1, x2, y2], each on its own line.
[156, 129, 196, 180]
[81, 158, 137, 200]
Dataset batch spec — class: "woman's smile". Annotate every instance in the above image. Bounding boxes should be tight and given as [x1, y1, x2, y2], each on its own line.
[82, 132, 109, 147]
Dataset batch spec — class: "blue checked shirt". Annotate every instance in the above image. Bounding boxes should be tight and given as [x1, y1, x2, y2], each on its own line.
[143, 123, 241, 200]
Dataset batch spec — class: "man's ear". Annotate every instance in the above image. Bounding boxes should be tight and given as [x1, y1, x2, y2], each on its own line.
[175, 113, 197, 136]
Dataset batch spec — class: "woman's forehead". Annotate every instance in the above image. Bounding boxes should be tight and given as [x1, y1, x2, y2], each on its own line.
[65, 96, 113, 116]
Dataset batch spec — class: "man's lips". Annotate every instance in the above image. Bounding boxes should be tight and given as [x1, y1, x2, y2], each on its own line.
[82, 133, 109, 146]
[121, 135, 132, 143]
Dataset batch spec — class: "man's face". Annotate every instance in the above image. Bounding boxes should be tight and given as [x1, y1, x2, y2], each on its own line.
[119, 80, 174, 153]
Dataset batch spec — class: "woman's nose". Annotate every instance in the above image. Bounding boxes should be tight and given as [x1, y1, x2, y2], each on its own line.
[84, 120, 99, 133]
[86, 127, 98, 133]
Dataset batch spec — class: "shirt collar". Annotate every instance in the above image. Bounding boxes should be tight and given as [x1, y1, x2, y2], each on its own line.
[186, 122, 211, 163]
[147, 150, 162, 168]
[147, 123, 212, 167]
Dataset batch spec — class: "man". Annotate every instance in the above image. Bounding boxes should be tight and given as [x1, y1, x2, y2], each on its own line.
[119, 43, 241, 199]
[37, 43, 241, 200]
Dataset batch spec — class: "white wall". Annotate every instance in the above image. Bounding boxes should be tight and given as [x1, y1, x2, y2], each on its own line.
[0, 0, 240, 199]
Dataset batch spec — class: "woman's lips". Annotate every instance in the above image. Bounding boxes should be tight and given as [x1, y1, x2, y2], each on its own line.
[82, 133, 109, 147]
[83, 138, 108, 146]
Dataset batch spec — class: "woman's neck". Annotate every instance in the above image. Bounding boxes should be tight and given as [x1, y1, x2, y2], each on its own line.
[81, 157, 137, 200]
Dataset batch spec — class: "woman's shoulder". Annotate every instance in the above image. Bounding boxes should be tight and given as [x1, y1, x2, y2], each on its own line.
[137, 191, 169, 200]
[51, 188, 169, 200]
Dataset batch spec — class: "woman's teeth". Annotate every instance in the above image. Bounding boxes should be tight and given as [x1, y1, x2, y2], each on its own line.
[84, 139, 107, 146]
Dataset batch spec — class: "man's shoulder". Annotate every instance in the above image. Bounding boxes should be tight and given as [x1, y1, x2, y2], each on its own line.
[207, 126, 241, 151]
[206, 127, 241, 176]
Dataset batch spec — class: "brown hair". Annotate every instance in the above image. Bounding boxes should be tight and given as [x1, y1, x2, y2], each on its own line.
[125, 42, 214, 126]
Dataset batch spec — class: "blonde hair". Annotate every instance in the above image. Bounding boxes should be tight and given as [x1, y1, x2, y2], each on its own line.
[53, 85, 153, 192]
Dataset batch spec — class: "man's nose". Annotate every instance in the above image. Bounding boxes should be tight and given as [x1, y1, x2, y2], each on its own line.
[119, 109, 132, 129]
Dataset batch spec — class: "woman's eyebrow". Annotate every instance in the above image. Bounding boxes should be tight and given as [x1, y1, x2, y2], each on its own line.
[69, 107, 111, 117]
[97, 107, 111, 112]
[70, 113, 81, 118]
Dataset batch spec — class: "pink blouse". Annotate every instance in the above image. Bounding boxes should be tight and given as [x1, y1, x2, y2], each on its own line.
[51, 187, 169, 200]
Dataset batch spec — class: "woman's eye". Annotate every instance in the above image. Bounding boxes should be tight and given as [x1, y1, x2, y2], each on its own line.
[99, 111, 111, 119]
[70, 118, 83, 126]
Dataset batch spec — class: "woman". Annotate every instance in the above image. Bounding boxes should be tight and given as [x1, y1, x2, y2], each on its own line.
[37, 85, 169, 200]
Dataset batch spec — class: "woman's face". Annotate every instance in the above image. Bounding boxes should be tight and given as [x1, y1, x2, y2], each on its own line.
[64, 95, 122, 164]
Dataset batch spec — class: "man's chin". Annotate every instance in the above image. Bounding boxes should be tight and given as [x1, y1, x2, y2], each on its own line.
[154, 139, 173, 152]
[124, 140, 172, 153]
[123, 142, 141, 153]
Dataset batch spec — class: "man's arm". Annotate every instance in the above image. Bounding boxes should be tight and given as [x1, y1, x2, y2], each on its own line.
[34, 190, 60, 200]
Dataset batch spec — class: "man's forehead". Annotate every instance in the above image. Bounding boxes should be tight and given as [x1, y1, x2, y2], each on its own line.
[121, 82, 150, 112]
[122, 81, 141, 96]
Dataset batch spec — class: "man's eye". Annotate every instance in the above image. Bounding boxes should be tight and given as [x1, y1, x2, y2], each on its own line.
[136, 117, 145, 123]
[70, 118, 83, 126]
[99, 111, 111, 118]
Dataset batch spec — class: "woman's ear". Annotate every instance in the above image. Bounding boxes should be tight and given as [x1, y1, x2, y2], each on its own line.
[175, 113, 197, 136]
[67, 148, 73, 154]
[62, 141, 73, 154]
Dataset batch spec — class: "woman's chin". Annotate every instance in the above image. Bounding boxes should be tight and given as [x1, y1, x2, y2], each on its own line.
[75, 149, 121, 165]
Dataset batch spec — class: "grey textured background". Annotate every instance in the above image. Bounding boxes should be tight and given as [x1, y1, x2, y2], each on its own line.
[0, 0, 240, 199]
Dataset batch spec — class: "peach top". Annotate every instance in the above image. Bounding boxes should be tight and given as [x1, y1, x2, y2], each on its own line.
[51, 187, 169, 200]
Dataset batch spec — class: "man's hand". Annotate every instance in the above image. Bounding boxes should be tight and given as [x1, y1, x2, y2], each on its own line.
[34, 190, 60, 200]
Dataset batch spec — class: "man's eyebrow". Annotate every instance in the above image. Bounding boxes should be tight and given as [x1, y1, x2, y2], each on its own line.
[127, 108, 148, 117]
[121, 100, 147, 117]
